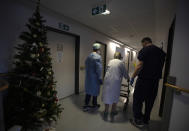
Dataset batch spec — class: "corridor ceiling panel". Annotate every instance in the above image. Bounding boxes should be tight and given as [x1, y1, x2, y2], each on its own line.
[39, 0, 177, 50]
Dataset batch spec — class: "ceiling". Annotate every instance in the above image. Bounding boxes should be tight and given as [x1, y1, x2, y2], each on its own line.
[39, 0, 177, 50]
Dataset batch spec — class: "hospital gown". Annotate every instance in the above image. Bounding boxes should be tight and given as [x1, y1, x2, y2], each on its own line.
[102, 59, 129, 104]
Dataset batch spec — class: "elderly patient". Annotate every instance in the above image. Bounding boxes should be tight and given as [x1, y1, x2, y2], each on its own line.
[102, 52, 130, 120]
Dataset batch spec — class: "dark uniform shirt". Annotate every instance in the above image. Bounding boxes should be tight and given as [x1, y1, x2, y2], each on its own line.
[138, 45, 166, 79]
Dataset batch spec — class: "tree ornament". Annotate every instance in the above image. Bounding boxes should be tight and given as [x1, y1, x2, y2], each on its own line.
[42, 104, 45, 107]
[55, 97, 58, 102]
[49, 118, 53, 121]
[36, 53, 40, 57]
[47, 91, 50, 96]
[33, 34, 37, 38]
[37, 91, 41, 96]
[36, 22, 40, 26]
[40, 118, 44, 122]
[48, 71, 52, 75]
[25, 60, 32, 66]
[31, 54, 36, 58]
[39, 42, 43, 47]
[32, 72, 36, 76]
[30, 47, 34, 51]
[40, 48, 44, 52]
[40, 67, 44, 71]
[32, 43, 37, 47]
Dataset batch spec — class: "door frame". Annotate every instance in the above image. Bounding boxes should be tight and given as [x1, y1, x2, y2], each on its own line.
[46, 26, 80, 95]
[96, 41, 107, 77]
[159, 17, 176, 116]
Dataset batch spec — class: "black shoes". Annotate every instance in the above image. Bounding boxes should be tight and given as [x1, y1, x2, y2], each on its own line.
[92, 104, 100, 108]
[130, 118, 145, 128]
[83, 104, 100, 112]
[83, 105, 92, 112]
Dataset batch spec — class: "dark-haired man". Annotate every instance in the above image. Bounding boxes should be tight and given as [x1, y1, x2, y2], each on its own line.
[130, 37, 166, 127]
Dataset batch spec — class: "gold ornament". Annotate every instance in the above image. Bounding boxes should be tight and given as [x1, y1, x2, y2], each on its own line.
[33, 34, 37, 38]
[39, 42, 43, 47]
[40, 118, 44, 122]
[25, 60, 32, 65]
[37, 91, 41, 96]
[48, 71, 52, 75]
[36, 22, 40, 26]
[31, 54, 36, 58]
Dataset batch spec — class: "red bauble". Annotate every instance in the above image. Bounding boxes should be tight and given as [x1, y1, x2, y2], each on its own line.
[40, 48, 44, 52]
[32, 72, 36, 76]
[55, 97, 58, 102]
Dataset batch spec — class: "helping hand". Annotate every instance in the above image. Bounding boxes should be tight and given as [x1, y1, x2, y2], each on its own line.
[99, 79, 103, 85]
[130, 78, 135, 86]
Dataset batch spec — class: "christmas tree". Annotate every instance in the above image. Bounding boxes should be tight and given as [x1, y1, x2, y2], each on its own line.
[5, 0, 62, 130]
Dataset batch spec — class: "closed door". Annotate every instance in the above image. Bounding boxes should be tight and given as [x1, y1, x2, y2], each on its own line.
[47, 30, 75, 99]
[99, 43, 106, 77]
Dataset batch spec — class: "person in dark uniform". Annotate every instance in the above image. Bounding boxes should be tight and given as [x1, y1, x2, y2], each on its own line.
[130, 37, 166, 127]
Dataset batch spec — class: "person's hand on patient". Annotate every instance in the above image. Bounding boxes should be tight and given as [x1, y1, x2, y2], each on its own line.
[99, 79, 103, 85]
[130, 77, 135, 86]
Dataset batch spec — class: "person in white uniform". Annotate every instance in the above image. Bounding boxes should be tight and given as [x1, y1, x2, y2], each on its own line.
[102, 52, 130, 120]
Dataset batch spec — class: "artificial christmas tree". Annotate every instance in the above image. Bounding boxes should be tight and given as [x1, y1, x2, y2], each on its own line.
[5, 0, 62, 130]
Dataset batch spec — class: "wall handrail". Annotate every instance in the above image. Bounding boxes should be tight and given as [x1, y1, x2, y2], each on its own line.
[0, 73, 13, 77]
[165, 83, 189, 94]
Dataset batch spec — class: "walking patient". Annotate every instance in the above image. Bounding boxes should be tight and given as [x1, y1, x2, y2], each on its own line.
[102, 52, 130, 120]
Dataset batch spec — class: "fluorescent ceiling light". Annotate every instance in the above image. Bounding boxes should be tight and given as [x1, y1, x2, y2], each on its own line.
[102, 10, 110, 15]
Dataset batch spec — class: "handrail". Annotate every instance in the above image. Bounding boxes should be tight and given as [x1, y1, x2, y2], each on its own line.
[0, 84, 8, 92]
[0, 73, 13, 77]
[165, 83, 189, 94]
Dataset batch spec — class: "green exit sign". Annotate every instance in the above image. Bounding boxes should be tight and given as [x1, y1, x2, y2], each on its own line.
[58, 23, 70, 31]
[92, 4, 106, 15]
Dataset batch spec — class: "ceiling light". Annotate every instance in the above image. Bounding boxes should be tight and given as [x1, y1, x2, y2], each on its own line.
[101, 10, 110, 15]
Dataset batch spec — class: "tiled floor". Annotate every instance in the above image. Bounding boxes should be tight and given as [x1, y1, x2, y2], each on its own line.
[55, 86, 163, 131]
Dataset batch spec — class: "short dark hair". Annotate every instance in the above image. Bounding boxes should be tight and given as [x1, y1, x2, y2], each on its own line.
[141, 37, 152, 43]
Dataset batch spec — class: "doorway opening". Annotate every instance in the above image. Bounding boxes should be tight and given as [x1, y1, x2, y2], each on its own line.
[96, 41, 107, 78]
[159, 17, 176, 116]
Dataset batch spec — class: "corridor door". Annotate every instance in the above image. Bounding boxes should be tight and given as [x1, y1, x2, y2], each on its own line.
[99, 43, 107, 77]
[47, 30, 75, 99]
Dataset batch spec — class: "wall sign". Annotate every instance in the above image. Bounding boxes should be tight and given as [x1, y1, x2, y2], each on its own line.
[57, 44, 63, 63]
[58, 22, 70, 31]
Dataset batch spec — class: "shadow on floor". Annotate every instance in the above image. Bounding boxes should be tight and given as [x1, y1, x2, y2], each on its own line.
[69, 92, 134, 123]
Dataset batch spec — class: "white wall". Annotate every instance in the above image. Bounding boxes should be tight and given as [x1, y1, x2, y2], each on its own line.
[168, 0, 189, 130]
[0, 0, 129, 93]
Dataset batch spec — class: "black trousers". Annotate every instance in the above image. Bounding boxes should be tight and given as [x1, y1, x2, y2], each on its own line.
[133, 78, 159, 123]
[85, 94, 97, 106]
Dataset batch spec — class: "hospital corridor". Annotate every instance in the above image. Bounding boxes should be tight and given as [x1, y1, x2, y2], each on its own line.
[0, 0, 189, 131]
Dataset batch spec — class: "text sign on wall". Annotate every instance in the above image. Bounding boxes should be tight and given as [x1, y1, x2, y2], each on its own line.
[58, 22, 70, 31]
[57, 44, 63, 63]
